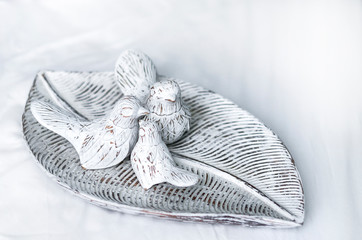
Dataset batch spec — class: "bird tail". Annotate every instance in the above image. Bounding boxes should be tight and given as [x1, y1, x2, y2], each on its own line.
[166, 167, 199, 188]
[30, 100, 84, 148]
[115, 49, 157, 102]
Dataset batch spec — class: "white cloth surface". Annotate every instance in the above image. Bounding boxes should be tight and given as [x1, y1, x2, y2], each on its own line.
[0, 0, 361, 239]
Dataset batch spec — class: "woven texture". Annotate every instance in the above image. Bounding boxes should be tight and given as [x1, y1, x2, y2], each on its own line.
[22, 71, 304, 227]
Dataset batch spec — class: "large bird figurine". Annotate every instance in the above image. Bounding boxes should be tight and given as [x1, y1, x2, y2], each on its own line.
[31, 96, 149, 169]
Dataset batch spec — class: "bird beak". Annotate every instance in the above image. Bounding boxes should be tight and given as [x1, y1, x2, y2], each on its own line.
[137, 107, 149, 117]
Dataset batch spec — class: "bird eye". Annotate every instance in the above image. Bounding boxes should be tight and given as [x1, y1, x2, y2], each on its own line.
[122, 107, 133, 117]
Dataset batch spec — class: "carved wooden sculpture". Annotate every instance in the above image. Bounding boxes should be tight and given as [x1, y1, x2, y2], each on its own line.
[22, 50, 304, 227]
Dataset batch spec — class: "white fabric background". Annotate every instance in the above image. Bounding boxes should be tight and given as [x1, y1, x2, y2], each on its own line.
[0, 0, 361, 239]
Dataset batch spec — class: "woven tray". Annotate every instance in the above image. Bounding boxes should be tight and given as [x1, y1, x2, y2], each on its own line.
[22, 71, 304, 227]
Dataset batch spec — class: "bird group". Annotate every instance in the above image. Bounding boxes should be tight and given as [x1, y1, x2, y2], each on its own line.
[31, 49, 198, 190]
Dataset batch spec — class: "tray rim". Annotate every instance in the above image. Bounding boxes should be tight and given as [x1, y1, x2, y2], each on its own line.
[23, 136, 301, 228]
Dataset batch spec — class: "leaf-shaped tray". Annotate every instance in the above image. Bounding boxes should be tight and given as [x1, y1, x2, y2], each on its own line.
[22, 71, 304, 227]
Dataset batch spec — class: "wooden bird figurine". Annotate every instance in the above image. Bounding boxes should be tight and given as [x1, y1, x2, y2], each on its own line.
[131, 119, 198, 190]
[115, 49, 157, 103]
[31, 96, 149, 169]
[145, 78, 191, 144]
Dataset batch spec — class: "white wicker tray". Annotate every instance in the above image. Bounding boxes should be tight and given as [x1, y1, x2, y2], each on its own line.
[22, 71, 304, 227]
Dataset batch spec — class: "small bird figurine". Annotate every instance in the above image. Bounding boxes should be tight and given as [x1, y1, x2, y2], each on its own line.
[131, 119, 198, 190]
[31, 96, 149, 169]
[115, 49, 157, 103]
[145, 78, 191, 144]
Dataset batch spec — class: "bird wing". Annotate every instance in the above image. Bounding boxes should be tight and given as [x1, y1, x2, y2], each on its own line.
[31, 100, 86, 150]
[78, 121, 136, 169]
[32, 101, 136, 169]
[131, 141, 198, 189]
[115, 49, 157, 102]
[131, 142, 165, 189]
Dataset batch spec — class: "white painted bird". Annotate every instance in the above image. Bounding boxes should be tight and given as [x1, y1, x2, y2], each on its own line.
[31, 96, 149, 169]
[131, 119, 198, 190]
[145, 78, 191, 144]
[115, 49, 157, 103]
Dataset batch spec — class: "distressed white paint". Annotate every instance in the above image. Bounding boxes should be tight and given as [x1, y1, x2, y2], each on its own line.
[131, 119, 198, 189]
[22, 71, 304, 227]
[115, 49, 157, 103]
[31, 95, 148, 169]
[146, 78, 191, 144]
[1, 1, 361, 239]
